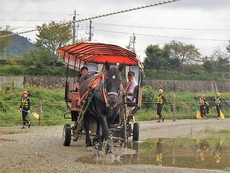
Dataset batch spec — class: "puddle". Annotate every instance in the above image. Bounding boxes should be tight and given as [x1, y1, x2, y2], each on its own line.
[77, 137, 230, 171]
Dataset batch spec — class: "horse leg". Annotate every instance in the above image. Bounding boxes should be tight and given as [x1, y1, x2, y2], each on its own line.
[83, 119, 92, 147]
[99, 115, 112, 154]
[94, 118, 101, 142]
[93, 118, 102, 150]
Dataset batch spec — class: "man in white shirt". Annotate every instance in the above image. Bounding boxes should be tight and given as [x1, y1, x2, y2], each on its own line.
[125, 71, 138, 102]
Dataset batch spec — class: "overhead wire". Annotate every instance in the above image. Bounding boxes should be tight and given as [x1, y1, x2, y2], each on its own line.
[94, 29, 229, 42]
[93, 22, 230, 32]
[0, 0, 179, 38]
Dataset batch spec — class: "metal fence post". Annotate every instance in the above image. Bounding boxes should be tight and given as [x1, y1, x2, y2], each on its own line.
[172, 92, 176, 121]
[38, 99, 42, 125]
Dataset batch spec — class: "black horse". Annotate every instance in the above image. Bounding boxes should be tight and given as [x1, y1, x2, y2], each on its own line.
[79, 61, 124, 153]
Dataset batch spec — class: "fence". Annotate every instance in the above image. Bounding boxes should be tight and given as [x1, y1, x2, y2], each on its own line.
[1, 96, 229, 126]
[0, 76, 230, 93]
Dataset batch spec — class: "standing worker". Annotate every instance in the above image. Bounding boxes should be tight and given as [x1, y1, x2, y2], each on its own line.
[155, 88, 167, 123]
[199, 94, 209, 119]
[214, 92, 223, 120]
[19, 91, 31, 129]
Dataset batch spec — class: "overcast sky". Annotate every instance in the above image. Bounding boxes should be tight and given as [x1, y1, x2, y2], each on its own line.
[1, 0, 230, 59]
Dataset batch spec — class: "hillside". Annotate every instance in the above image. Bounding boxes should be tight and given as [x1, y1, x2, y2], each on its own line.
[0, 33, 35, 57]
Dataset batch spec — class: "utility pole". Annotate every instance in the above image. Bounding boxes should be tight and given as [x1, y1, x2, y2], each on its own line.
[88, 20, 92, 41]
[127, 33, 136, 53]
[132, 33, 136, 53]
[72, 10, 76, 44]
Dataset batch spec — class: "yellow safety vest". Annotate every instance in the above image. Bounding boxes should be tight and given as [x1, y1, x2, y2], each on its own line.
[199, 98, 205, 105]
[20, 97, 29, 109]
[156, 95, 164, 104]
[215, 97, 221, 105]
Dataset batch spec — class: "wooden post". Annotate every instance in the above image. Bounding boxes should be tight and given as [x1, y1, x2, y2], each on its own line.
[38, 99, 42, 125]
[172, 92, 176, 121]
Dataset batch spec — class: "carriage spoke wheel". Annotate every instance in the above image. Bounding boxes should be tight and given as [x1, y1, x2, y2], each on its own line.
[62, 124, 71, 146]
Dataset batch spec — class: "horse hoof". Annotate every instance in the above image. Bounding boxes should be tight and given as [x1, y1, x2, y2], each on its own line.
[105, 149, 112, 155]
[94, 143, 102, 151]
[86, 143, 93, 147]
[105, 144, 112, 155]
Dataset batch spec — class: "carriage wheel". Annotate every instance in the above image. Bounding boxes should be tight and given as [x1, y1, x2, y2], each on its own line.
[62, 124, 71, 146]
[133, 122, 139, 141]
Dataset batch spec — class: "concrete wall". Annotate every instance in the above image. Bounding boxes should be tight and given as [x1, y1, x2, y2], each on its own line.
[0, 76, 24, 88]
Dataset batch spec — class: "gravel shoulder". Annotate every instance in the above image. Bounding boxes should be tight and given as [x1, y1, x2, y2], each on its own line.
[1, 118, 229, 173]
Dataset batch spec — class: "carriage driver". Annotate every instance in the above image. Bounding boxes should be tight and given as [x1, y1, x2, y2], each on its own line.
[124, 71, 138, 102]
[75, 66, 88, 91]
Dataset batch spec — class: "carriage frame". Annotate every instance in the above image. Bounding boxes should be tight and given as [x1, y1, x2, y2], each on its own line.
[58, 42, 144, 146]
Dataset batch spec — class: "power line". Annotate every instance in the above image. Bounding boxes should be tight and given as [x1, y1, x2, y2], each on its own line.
[94, 22, 230, 32]
[94, 29, 229, 42]
[0, 0, 179, 38]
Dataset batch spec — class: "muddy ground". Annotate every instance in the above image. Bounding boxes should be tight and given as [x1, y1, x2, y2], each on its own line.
[0, 118, 229, 173]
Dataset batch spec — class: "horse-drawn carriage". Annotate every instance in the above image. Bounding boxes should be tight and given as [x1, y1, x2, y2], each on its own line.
[58, 42, 143, 153]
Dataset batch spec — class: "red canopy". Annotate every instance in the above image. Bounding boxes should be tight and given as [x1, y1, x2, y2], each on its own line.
[58, 42, 139, 65]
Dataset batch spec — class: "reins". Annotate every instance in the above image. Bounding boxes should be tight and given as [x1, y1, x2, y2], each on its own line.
[77, 71, 109, 106]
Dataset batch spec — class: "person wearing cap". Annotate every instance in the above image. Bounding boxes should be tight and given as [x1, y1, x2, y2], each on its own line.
[199, 94, 209, 119]
[155, 88, 167, 122]
[75, 66, 89, 91]
[214, 92, 222, 120]
[124, 71, 137, 102]
[19, 91, 31, 129]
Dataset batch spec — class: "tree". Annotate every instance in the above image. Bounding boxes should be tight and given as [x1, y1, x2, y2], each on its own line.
[226, 40, 230, 53]
[167, 40, 201, 74]
[211, 48, 230, 72]
[202, 56, 215, 74]
[143, 44, 169, 73]
[36, 21, 72, 65]
[0, 27, 12, 52]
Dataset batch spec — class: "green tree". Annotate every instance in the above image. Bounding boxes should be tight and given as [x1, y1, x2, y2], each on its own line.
[144, 44, 168, 73]
[202, 56, 215, 74]
[21, 48, 53, 75]
[211, 48, 230, 72]
[0, 27, 12, 52]
[168, 58, 181, 72]
[167, 40, 201, 74]
[36, 21, 72, 66]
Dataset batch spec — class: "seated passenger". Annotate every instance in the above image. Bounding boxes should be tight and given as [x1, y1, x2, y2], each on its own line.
[124, 71, 137, 102]
[76, 66, 88, 91]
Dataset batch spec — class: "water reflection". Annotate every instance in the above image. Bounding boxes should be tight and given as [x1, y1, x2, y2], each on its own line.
[77, 137, 230, 171]
[155, 138, 163, 166]
[196, 138, 210, 161]
[214, 138, 224, 164]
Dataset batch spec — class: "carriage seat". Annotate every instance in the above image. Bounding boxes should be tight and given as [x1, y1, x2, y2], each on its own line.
[71, 92, 81, 111]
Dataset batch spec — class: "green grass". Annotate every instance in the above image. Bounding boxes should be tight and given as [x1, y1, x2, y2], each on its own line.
[202, 128, 230, 134]
[1, 83, 229, 126]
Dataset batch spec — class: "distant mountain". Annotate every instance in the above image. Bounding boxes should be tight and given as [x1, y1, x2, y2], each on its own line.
[0, 33, 35, 57]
